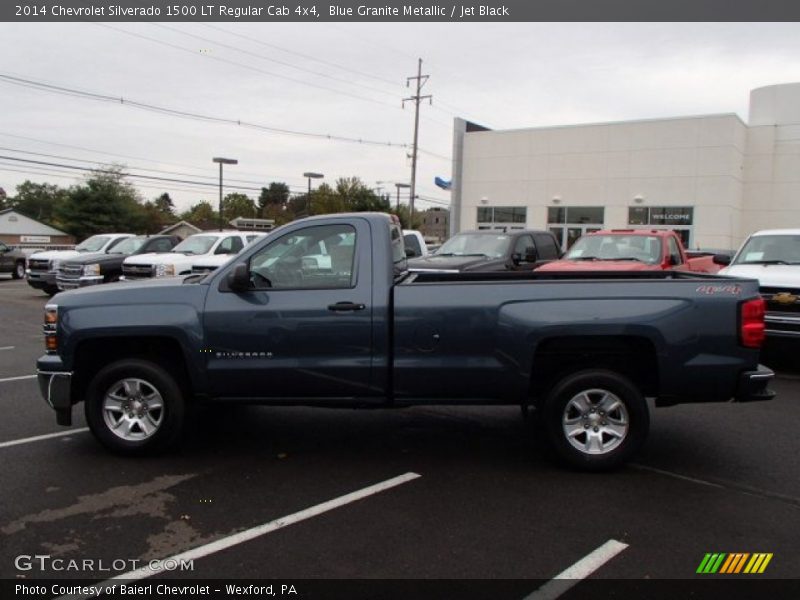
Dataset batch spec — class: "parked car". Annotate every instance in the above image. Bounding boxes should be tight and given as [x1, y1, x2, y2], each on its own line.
[36, 213, 773, 471]
[537, 230, 722, 273]
[407, 229, 561, 272]
[27, 234, 134, 295]
[56, 235, 182, 291]
[403, 230, 429, 258]
[191, 233, 268, 275]
[121, 231, 251, 280]
[0, 241, 28, 279]
[717, 228, 800, 339]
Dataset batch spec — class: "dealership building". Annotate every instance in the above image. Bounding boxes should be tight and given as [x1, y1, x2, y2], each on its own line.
[450, 82, 800, 251]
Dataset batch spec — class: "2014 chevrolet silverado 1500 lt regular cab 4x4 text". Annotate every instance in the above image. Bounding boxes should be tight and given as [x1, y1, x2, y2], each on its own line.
[36, 213, 775, 470]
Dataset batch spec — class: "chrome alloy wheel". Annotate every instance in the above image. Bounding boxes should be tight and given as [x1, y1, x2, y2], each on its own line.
[562, 388, 629, 455]
[102, 378, 164, 441]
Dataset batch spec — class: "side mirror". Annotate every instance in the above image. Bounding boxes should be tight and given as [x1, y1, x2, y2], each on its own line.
[216, 247, 232, 255]
[405, 248, 418, 258]
[524, 246, 538, 262]
[713, 254, 732, 266]
[227, 263, 251, 292]
[668, 255, 679, 266]
[511, 252, 522, 265]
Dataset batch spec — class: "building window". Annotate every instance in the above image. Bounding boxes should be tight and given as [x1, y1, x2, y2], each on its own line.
[628, 206, 694, 247]
[548, 206, 604, 225]
[477, 206, 526, 224]
[628, 206, 693, 226]
[548, 206, 605, 251]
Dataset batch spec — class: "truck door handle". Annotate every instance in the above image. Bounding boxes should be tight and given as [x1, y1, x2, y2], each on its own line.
[328, 301, 366, 312]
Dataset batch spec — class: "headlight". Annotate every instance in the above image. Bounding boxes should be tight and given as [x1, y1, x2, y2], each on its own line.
[155, 264, 175, 277]
[51, 259, 60, 272]
[83, 264, 101, 276]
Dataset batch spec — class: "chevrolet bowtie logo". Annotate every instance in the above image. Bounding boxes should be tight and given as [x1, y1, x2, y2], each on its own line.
[771, 292, 798, 305]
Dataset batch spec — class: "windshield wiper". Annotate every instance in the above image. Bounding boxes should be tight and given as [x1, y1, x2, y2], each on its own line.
[571, 256, 599, 261]
[742, 260, 791, 265]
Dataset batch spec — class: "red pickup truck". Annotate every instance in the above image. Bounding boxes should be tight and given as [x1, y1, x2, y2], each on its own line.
[537, 229, 722, 273]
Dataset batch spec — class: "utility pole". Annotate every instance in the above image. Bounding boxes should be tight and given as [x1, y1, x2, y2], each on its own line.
[403, 58, 432, 226]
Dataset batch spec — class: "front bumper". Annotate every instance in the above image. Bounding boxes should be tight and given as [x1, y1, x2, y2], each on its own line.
[56, 275, 103, 290]
[27, 270, 57, 289]
[37, 355, 73, 425]
[734, 364, 776, 403]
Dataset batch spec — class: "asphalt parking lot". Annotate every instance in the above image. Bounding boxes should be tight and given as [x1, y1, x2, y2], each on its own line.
[1, 276, 798, 598]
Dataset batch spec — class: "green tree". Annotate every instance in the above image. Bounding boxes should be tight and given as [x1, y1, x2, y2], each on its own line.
[180, 201, 217, 230]
[258, 182, 290, 214]
[222, 193, 256, 222]
[54, 167, 143, 239]
[9, 181, 68, 224]
[334, 177, 389, 212]
[153, 192, 176, 217]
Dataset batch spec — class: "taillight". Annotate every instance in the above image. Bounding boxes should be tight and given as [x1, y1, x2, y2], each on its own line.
[740, 298, 765, 348]
[44, 304, 58, 354]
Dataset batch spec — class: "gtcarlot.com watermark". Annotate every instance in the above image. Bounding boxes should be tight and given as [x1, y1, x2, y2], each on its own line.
[15, 553, 194, 573]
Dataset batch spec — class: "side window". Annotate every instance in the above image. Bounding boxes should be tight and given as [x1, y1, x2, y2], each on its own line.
[0, 242, 8, 253]
[668, 237, 683, 265]
[249, 224, 357, 290]
[215, 236, 242, 255]
[106, 237, 127, 251]
[513, 235, 535, 259]
[534, 233, 560, 259]
[404, 233, 422, 258]
[151, 239, 174, 252]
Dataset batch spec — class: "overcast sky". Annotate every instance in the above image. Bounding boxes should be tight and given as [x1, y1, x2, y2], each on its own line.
[2, 22, 800, 214]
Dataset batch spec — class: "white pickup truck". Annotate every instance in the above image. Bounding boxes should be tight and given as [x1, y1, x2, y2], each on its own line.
[121, 231, 250, 280]
[26, 233, 133, 295]
[718, 228, 800, 338]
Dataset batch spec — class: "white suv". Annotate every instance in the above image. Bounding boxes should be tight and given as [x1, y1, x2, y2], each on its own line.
[720, 228, 800, 338]
[121, 231, 250, 280]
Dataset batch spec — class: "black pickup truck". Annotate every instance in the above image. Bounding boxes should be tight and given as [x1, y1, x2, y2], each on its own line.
[56, 235, 181, 291]
[407, 229, 562, 272]
[36, 213, 774, 470]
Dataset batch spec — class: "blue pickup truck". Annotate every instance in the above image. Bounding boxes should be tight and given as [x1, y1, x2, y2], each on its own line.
[37, 213, 774, 470]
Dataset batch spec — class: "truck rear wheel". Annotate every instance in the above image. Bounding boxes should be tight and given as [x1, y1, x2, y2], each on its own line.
[85, 359, 185, 455]
[538, 369, 648, 471]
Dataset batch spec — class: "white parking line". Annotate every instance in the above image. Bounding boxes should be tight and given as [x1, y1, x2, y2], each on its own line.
[523, 539, 628, 600]
[57, 472, 421, 599]
[0, 346, 15, 351]
[0, 374, 36, 383]
[0, 428, 90, 449]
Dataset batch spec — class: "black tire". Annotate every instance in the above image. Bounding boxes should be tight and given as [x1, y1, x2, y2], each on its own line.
[85, 359, 185, 455]
[12, 261, 25, 280]
[537, 369, 649, 471]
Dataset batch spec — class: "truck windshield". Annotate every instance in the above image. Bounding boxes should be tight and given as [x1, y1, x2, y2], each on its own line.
[437, 232, 510, 259]
[75, 236, 111, 252]
[733, 234, 800, 265]
[172, 236, 218, 255]
[109, 237, 148, 254]
[566, 234, 661, 264]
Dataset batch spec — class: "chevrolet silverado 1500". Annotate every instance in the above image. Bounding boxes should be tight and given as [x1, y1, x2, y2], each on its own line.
[36, 213, 774, 470]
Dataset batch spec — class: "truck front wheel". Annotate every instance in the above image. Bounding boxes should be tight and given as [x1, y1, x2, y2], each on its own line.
[538, 369, 649, 471]
[85, 359, 185, 455]
[13, 261, 25, 279]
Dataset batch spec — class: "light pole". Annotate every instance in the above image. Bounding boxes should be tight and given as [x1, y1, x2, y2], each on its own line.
[303, 172, 324, 214]
[394, 183, 410, 212]
[213, 157, 238, 230]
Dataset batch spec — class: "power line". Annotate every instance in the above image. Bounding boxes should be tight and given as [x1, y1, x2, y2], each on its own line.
[0, 131, 309, 185]
[202, 24, 403, 88]
[0, 146, 308, 192]
[0, 155, 266, 192]
[0, 72, 410, 149]
[150, 23, 400, 101]
[97, 23, 398, 109]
